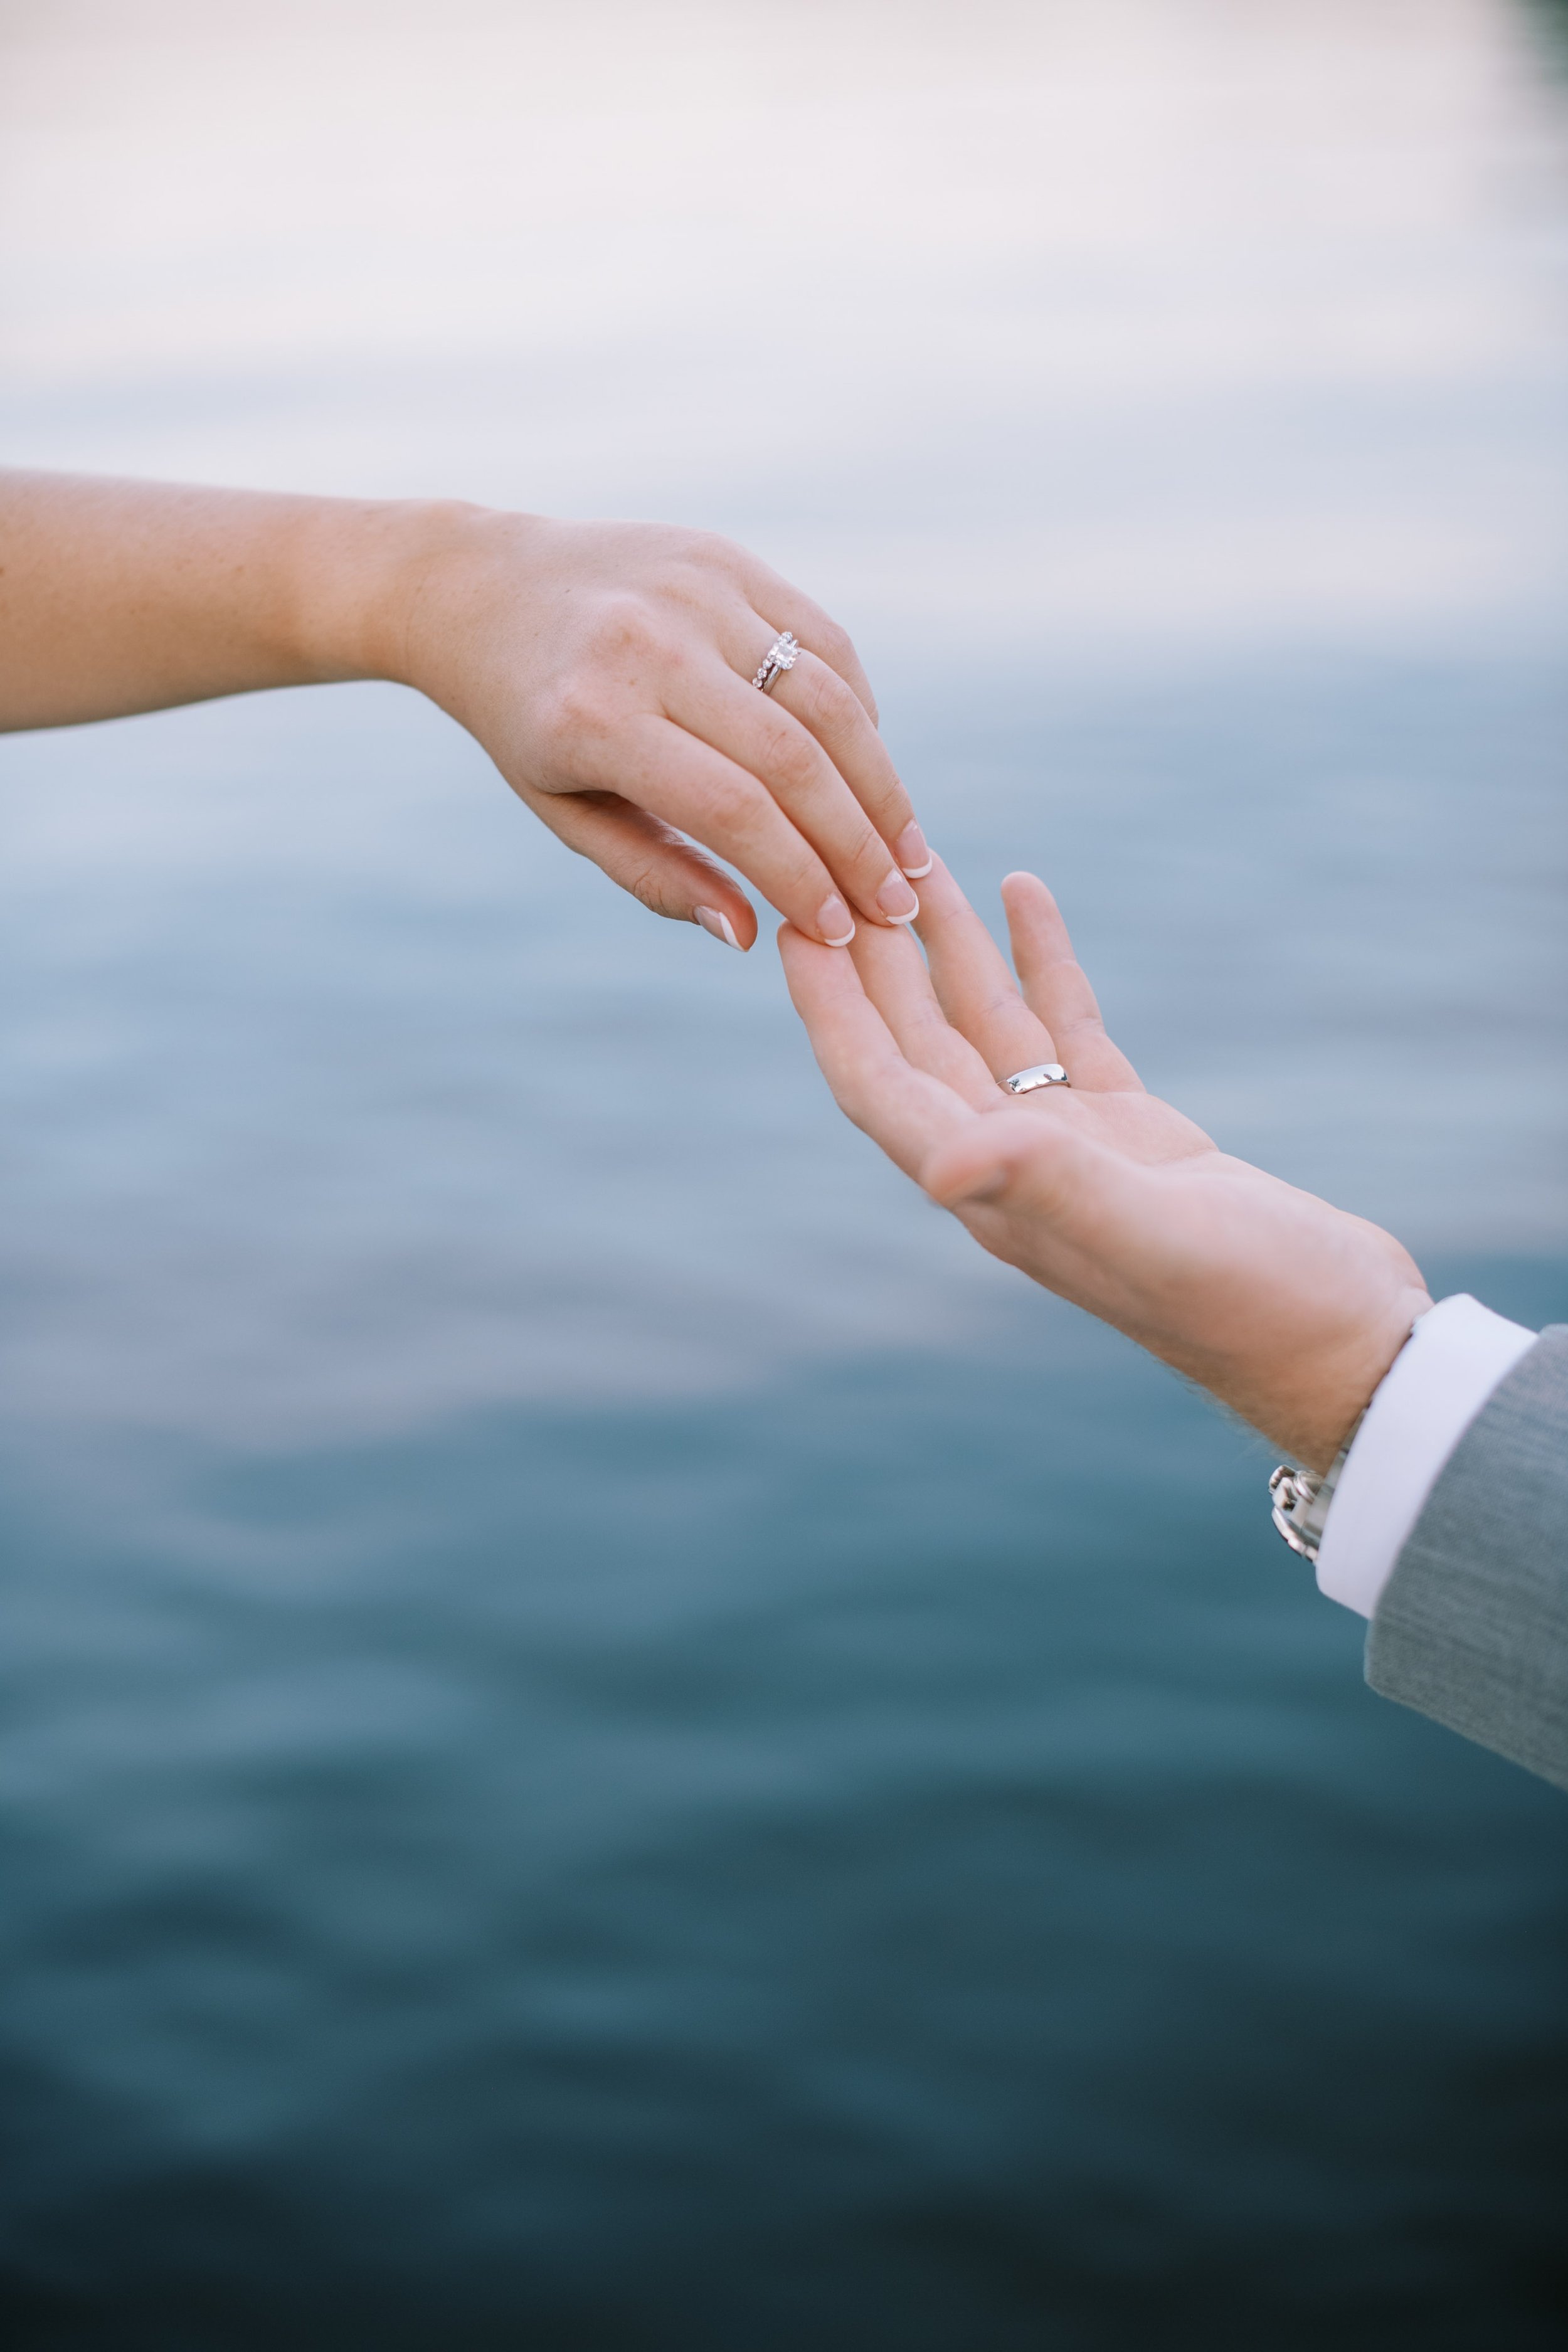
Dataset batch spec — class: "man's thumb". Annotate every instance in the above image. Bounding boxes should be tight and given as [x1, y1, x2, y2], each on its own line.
[921, 1106, 1098, 1215]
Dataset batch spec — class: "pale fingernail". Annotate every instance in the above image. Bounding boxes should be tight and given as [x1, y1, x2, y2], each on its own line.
[895, 821, 933, 879]
[876, 873, 920, 923]
[816, 896, 856, 947]
[694, 905, 744, 951]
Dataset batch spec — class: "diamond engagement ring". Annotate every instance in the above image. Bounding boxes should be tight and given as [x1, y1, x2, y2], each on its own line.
[751, 630, 801, 694]
[1001, 1062, 1071, 1094]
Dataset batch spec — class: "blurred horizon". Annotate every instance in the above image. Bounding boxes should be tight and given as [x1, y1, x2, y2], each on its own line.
[4, 0, 1568, 671]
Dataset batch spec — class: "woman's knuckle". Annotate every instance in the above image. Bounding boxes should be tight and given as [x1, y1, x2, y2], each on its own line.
[703, 529, 748, 572]
[763, 724, 821, 798]
[583, 592, 657, 662]
[843, 815, 885, 871]
[798, 663, 852, 734]
[655, 546, 721, 607]
[625, 857, 682, 917]
[813, 616, 856, 669]
[543, 667, 617, 743]
[787, 844, 831, 899]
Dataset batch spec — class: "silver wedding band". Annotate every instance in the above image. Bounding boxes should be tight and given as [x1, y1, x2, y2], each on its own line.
[1002, 1062, 1070, 1094]
[751, 630, 800, 694]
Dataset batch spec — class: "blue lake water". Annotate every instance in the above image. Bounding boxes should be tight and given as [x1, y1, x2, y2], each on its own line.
[3, 658, 1565, 2351]
[3, 5, 1568, 2345]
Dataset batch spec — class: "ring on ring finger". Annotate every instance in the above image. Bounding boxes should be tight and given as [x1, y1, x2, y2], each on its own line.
[751, 630, 801, 695]
[1001, 1061, 1071, 1094]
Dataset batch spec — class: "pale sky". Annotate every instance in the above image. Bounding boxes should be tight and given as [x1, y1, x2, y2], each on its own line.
[3, 0, 1567, 660]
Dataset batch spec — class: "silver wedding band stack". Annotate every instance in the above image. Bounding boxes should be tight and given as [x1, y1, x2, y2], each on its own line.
[751, 631, 800, 694]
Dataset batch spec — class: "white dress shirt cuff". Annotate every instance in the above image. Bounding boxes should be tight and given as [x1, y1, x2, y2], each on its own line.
[1315, 1294, 1539, 1620]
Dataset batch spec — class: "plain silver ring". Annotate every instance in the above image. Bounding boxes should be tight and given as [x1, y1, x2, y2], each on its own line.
[751, 630, 801, 695]
[1001, 1062, 1070, 1094]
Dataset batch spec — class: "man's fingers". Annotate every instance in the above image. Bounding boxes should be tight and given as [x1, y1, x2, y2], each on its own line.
[912, 856, 1059, 1082]
[1000, 871, 1143, 1093]
[846, 920, 1005, 1112]
[777, 923, 977, 1179]
[530, 788, 758, 946]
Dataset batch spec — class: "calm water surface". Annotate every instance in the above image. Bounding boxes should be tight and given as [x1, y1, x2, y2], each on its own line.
[2, 6, 1567, 2346]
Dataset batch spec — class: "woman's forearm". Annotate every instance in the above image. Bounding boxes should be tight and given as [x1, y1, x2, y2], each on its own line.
[0, 470, 459, 729]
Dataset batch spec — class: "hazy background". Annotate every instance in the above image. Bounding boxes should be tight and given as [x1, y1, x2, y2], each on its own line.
[1, 4, 1565, 2346]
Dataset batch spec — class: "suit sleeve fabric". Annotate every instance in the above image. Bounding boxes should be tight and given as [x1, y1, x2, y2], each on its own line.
[1365, 1325, 1568, 1792]
[1316, 1295, 1539, 1619]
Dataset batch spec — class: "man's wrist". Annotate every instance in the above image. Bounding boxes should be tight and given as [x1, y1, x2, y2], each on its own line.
[1258, 1285, 1434, 1474]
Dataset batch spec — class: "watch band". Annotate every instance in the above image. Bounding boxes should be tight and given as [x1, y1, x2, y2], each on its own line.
[1266, 1320, 1426, 1566]
[1268, 1422, 1364, 1564]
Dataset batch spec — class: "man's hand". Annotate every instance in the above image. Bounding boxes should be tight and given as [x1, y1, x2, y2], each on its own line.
[780, 859, 1431, 1469]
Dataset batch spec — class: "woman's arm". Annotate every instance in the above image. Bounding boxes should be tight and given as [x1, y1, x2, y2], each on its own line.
[0, 472, 931, 950]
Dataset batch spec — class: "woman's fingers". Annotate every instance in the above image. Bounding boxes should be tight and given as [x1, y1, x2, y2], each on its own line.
[726, 558, 882, 724]
[677, 654, 924, 929]
[1000, 872, 1144, 1093]
[845, 920, 1005, 1112]
[758, 643, 928, 878]
[522, 788, 758, 946]
[576, 714, 873, 946]
[777, 923, 977, 1179]
[744, 628, 927, 875]
[912, 856, 1060, 1083]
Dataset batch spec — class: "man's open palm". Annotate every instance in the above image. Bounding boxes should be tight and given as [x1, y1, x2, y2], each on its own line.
[780, 858, 1431, 1470]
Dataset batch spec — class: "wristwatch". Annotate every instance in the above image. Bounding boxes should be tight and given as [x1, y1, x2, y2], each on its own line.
[1268, 1318, 1430, 1565]
[1268, 1412, 1367, 1565]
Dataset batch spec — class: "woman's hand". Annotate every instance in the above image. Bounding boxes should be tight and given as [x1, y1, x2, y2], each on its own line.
[780, 859, 1431, 1469]
[379, 508, 930, 951]
[0, 475, 930, 951]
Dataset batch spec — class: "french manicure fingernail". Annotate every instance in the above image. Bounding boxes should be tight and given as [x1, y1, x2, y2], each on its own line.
[895, 821, 933, 879]
[876, 873, 920, 923]
[817, 896, 856, 947]
[694, 905, 744, 951]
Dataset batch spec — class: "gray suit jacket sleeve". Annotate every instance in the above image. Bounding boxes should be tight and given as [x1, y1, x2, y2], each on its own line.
[1365, 1325, 1568, 1791]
